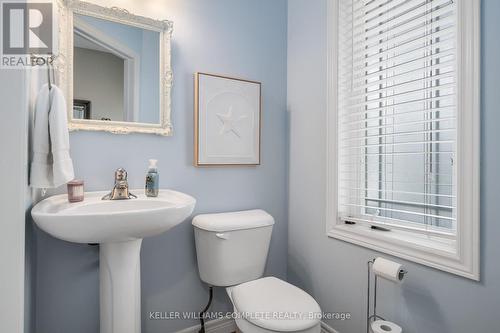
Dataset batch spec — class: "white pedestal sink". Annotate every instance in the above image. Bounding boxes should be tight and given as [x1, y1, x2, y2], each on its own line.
[31, 190, 196, 333]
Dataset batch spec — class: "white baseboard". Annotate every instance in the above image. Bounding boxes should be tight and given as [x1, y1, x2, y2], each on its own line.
[175, 318, 338, 333]
[321, 321, 340, 333]
[175, 318, 238, 333]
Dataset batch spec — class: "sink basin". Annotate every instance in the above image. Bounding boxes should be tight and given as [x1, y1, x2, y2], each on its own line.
[31, 189, 196, 333]
[31, 190, 196, 243]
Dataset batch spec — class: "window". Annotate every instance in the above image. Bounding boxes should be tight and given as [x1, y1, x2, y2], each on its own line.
[326, 0, 480, 279]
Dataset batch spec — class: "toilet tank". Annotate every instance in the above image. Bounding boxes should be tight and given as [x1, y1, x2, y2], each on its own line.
[192, 209, 274, 287]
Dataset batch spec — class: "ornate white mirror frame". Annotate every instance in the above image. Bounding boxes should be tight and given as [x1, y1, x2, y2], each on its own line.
[56, 0, 173, 135]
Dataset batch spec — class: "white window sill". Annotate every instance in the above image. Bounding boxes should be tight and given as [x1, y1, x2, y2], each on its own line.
[328, 223, 477, 280]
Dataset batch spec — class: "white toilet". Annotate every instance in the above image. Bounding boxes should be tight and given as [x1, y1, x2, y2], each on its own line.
[192, 209, 322, 333]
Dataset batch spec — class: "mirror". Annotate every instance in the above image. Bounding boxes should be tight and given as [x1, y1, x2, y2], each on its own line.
[58, 1, 173, 135]
[73, 14, 160, 124]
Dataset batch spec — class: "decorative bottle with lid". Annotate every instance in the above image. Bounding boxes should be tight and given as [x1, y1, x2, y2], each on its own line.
[145, 159, 159, 197]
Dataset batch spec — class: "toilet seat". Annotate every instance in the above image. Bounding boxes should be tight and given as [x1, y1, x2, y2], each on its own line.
[228, 277, 321, 332]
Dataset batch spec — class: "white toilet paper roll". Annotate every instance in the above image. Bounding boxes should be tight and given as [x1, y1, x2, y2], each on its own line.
[371, 320, 402, 333]
[372, 257, 405, 283]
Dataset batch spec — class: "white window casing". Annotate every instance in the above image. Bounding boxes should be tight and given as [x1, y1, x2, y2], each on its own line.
[326, 0, 480, 280]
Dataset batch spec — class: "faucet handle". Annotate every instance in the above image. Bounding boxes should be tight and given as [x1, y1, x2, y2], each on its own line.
[102, 168, 135, 200]
[115, 168, 128, 182]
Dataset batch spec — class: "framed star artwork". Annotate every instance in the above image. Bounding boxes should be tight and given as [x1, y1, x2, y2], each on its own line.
[194, 72, 261, 166]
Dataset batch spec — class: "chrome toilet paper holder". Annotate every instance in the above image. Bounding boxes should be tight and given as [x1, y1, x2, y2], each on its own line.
[366, 258, 407, 333]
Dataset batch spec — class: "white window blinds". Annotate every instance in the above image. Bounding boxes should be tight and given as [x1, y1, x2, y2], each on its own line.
[337, 0, 457, 236]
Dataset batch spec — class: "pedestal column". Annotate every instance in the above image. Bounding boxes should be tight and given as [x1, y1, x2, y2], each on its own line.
[100, 239, 142, 333]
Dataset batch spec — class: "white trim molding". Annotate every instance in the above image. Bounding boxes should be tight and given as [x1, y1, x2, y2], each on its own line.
[56, 0, 173, 135]
[174, 318, 339, 333]
[321, 321, 341, 333]
[0, 68, 27, 333]
[175, 318, 238, 333]
[326, 0, 481, 280]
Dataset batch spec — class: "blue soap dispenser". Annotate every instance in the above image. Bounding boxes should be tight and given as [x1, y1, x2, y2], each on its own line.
[145, 159, 159, 197]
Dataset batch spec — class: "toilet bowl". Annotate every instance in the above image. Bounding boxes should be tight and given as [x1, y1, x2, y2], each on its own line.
[227, 277, 321, 333]
[192, 210, 322, 333]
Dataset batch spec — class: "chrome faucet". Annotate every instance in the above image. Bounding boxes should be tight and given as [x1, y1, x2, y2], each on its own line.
[102, 168, 137, 200]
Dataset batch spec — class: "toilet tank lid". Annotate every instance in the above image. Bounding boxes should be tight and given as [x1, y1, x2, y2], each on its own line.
[192, 209, 274, 232]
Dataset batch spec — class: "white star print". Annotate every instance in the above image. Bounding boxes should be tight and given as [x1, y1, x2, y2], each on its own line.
[216, 106, 248, 138]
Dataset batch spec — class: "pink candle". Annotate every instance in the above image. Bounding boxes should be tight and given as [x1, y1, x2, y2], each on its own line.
[67, 180, 84, 203]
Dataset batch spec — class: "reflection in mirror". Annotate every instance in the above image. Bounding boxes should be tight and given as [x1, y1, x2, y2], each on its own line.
[73, 14, 160, 124]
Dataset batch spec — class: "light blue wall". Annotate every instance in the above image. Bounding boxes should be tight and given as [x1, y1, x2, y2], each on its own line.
[139, 29, 160, 124]
[33, 1, 287, 332]
[287, 1, 499, 333]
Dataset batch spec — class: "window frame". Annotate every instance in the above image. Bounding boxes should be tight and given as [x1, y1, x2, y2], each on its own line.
[326, 0, 480, 280]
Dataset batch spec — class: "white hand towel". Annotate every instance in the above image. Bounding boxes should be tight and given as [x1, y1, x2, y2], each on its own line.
[30, 84, 75, 189]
